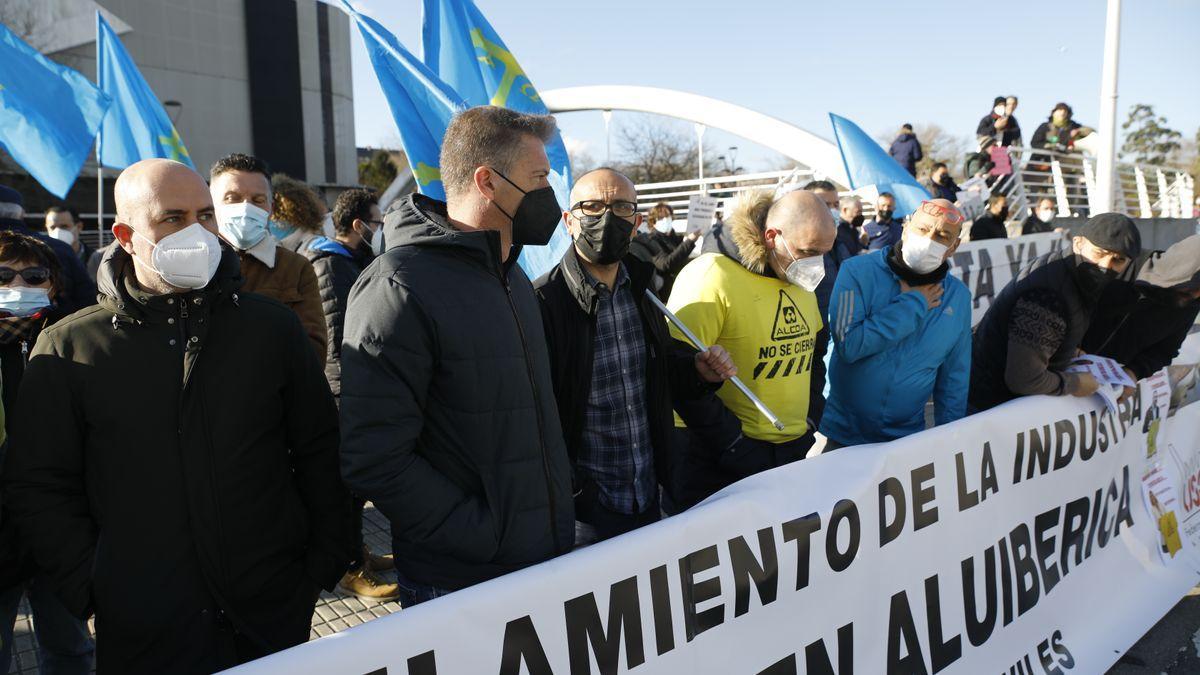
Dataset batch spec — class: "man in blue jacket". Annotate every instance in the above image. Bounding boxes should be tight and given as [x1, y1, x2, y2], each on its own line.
[821, 199, 972, 448]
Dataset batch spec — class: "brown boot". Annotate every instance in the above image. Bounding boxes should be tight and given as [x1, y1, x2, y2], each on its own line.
[338, 567, 400, 602]
[363, 546, 394, 572]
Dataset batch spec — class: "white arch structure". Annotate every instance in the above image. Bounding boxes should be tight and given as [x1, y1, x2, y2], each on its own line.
[541, 85, 849, 187]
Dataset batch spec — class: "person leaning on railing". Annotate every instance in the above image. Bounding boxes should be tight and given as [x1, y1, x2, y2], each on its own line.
[968, 214, 1142, 412]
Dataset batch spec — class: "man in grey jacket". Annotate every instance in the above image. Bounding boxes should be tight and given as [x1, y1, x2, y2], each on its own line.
[340, 106, 574, 607]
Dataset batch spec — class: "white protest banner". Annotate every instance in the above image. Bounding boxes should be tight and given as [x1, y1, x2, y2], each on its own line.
[946, 231, 1068, 326]
[686, 195, 719, 234]
[228, 384, 1200, 675]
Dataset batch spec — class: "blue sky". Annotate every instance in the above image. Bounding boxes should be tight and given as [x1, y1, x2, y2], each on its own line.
[348, 0, 1199, 172]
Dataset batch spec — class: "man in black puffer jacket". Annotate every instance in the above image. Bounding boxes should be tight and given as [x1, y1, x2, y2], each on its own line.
[340, 107, 574, 607]
[3, 159, 353, 674]
[303, 188, 380, 400]
[970, 213, 1142, 412]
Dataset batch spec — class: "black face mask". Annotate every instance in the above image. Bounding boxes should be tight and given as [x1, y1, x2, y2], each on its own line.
[574, 212, 635, 265]
[996, 207, 1009, 220]
[878, 209, 895, 221]
[1074, 256, 1119, 298]
[492, 169, 562, 246]
[850, 214, 865, 229]
[939, 174, 953, 185]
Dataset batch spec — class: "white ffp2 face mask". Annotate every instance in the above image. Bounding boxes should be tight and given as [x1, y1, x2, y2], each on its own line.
[49, 227, 76, 246]
[901, 232, 950, 274]
[132, 223, 223, 290]
[778, 238, 826, 292]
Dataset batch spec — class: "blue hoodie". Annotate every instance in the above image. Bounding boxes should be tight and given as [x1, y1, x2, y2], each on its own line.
[820, 247, 971, 445]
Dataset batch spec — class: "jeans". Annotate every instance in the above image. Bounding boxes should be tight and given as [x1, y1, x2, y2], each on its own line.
[393, 570, 453, 609]
[0, 577, 93, 675]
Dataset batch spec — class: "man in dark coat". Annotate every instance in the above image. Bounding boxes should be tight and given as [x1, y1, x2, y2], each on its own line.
[534, 168, 734, 543]
[831, 195, 866, 266]
[2, 159, 353, 674]
[0, 185, 96, 313]
[888, 124, 923, 176]
[629, 202, 700, 299]
[920, 163, 960, 203]
[863, 192, 904, 251]
[1021, 198, 1059, 235]
[339, 106, 575, 608]
[970, 194, 1010, 241]
[1081, 235, 1200, 381]
[976, 95, 1022, 147]
[969, 213, 1142, 411]
[301, 188, 399, 602]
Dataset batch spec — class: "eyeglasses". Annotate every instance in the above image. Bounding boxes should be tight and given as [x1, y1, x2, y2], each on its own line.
[0, 266, 50, 286]
[570, 200, 638, 219]
[918, 200, 964, 225]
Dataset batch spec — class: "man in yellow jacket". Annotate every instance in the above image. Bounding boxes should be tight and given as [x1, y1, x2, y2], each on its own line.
[666, 189, 836, 510]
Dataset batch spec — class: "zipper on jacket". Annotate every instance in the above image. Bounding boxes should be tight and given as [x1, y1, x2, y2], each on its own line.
[501, 273, 562, 553]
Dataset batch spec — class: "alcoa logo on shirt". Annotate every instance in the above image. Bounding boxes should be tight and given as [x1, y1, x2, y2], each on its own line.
[754, 289, 816, 381]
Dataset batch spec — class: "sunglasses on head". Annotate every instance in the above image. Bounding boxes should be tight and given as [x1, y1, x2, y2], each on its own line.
[0, 266, 51, 286]
[918, 200, 964, 225]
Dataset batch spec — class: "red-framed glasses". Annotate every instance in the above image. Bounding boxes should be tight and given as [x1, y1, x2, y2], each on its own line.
[918, 200, 964, 225]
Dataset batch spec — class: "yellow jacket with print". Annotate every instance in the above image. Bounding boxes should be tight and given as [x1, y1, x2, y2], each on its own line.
[667, 216, 825, 443]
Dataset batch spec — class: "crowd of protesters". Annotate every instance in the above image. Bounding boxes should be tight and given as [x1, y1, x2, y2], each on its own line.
[0, 104, 1195, 674]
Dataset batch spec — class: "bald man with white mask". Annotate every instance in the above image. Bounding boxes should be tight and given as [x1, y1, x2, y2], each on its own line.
[3, 160, 353, 673]
[664, 189, 836, 510]
[821, 199, 973, 449]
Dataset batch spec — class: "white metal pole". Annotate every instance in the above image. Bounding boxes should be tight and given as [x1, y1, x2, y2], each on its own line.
[1094, 0, 1122, 213]
[644, 289, 785, 431]
[601, 110, 612, 163]
[695, 123, 706, 184]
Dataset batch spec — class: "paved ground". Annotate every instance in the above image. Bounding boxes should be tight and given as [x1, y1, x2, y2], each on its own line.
[8, 506, 403, 674]
[8, 507, 1200, 674]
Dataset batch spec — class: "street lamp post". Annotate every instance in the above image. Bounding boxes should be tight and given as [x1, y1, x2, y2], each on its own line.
[1095, 0, 1122, 213]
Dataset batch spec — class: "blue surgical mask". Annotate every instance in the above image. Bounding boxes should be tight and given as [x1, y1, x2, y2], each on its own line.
[268, 220, 296, 242]
[216, 202, 270, 250]
[0, 287, 52, 317]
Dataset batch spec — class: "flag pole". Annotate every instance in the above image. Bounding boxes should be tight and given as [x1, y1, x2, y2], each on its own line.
[643, 289, 785, 431]
[96, 135, 103, 244]
[96, 13, 104, 244]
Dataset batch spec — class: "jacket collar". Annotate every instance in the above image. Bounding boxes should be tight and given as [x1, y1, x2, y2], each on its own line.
[388, 193, 516, 279]
[97, 243, 244, 323]
[241, 234, 278, 268]
[559, 246, 650, 315]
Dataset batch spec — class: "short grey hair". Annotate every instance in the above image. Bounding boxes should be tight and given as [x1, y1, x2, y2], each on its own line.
[440, 106, 557, 200]
[839, 195, 861, 210]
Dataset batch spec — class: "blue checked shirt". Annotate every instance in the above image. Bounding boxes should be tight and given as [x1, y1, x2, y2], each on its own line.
[579, 265, 656, 515]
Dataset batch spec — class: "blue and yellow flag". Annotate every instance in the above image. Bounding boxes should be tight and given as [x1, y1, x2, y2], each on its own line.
[0, 22, 110, 198]
[343, 1, 464, 201]
[422, 0, 572, 278]
[97, 12, 193, 169]
[829, 113, 931, 218]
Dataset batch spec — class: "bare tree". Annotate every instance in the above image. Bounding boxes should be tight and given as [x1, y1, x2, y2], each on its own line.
[913, 123, 970, 180]
[567, 147, 596, 177]
[0, 2, 38, 42]
[613, 118, 718, 184]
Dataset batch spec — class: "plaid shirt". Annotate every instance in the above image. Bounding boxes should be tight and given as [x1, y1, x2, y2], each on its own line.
[579, 265, 655, 515]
